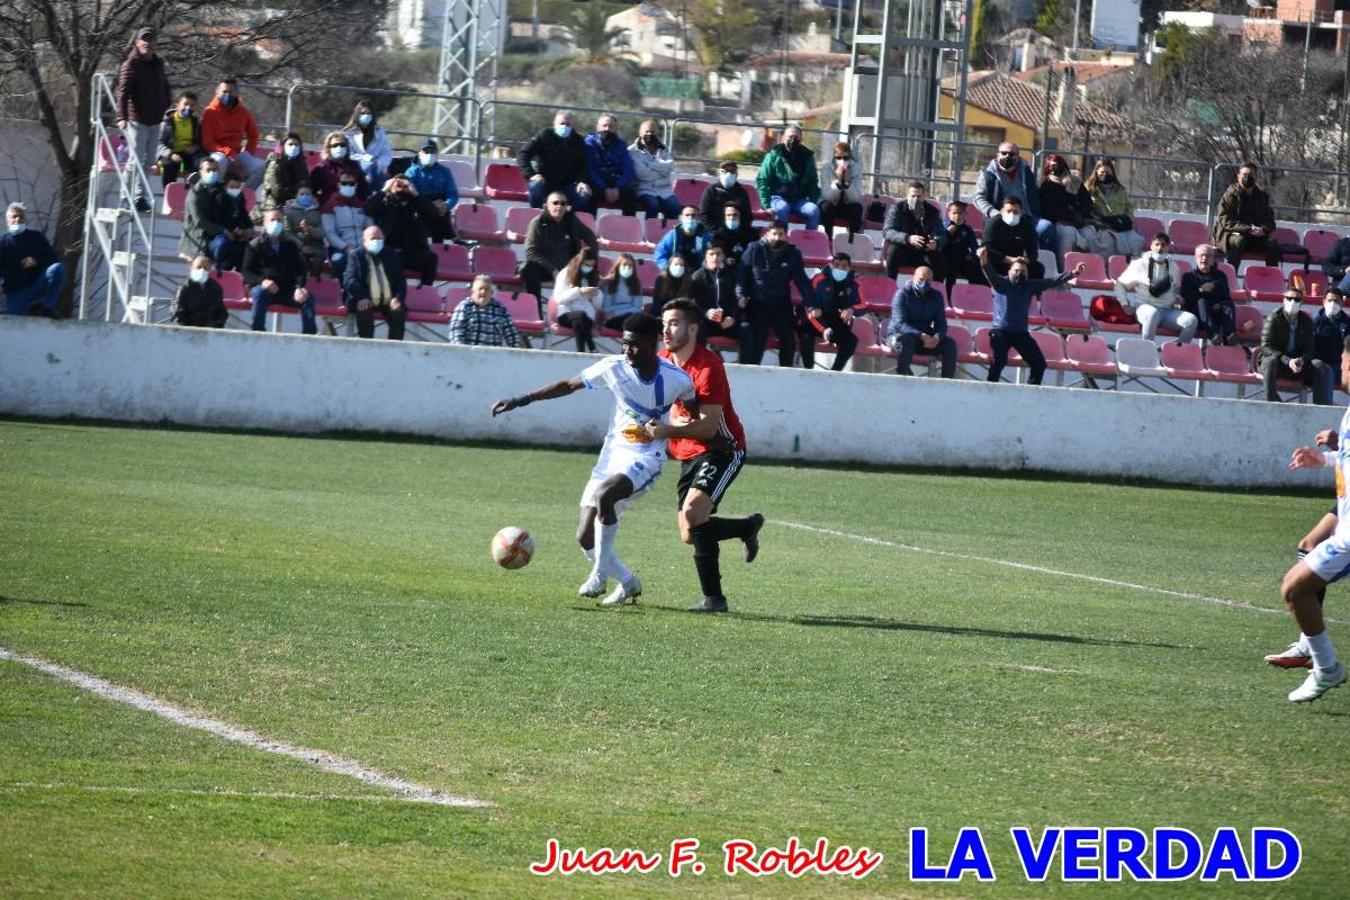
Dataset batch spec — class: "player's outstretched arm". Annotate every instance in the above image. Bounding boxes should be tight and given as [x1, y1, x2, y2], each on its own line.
[491, 377, 585, 416]
[1315, 428, 1339, 451]
[1290, 446, 1331, 470]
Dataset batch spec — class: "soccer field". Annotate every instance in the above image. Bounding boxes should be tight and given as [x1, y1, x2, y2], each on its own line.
[1, 419, 1347, 897]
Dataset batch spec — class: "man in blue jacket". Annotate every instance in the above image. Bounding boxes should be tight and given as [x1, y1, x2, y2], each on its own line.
[654, 206, 710, 272]
[889, 266, 955, 378]
[586, 114, 638, 216]
[404, 138, 458, 242]
[737, 220, 814, 366]
[978, 246, 1084, 385]
[1, 203, 65, 317]
[805, 252, 867, 371]
[973, 143, 1053, 251]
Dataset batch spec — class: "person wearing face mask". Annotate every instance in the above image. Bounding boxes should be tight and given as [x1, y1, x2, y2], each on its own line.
[1038, 155, 1096, 266]
[404, 139, 459, 243]
[1313, 288, 1350, 381]
[978, 245, 1084, 385]
[0, 202, 65, 318]
[115, 26, 172, 211]
[309, 131, 368, 207]
[598, 253, 646, 328]
[889, 265, 956, 379]
[553, 247, 604, 352]
[256, 132, 310, 222]
[804, 252, 866, 370]
[585, 113, 638, 217]
[699, 161, 753, 230]
[982, 196, 1044, 279]
[320, 174, 372, 282]
[737, 220, 814, 366]
[363, 176, 439, 288]
[341, 225, 407, 341]
[243, 209, 314, 334]
[883, 181, 944, 279]
[687, 246, 739, 345]
[181, 159, 253, 270]
[343, 100, 393, 191]
[818, 141, 863, 237]
[935, 200, 985, 296]
[653, 206, 710, 272]
[652, 253, 694, 309]
[171, 256, 227, 328]
[755, 125, 821, 231]
[1084, 158, 1145, 258]
[518, 109, 594, 212]
[1214, 163, 1282, 267]
[628, 119, 680, 221]
[1180, 244, 1237, 345]
[450, 275, 521, 347]
[973, 142, 1053, 252]
[156, 92, 203, 189]
[199, 78, 264, 190]
[1115, 234, 1198, 344]
[283, 186, 326, 277]
[1260, 291, 1332, 405]
[710, 202, 761, 272]
[520, 191, 599, 303]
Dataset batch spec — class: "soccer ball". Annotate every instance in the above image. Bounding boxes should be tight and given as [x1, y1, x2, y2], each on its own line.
[492, 526, 534, 569]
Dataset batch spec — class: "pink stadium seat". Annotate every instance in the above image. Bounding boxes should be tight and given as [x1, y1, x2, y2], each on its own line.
[1040, 291, 1091, 332]
[216, 270, 248, 310]
[431, 243, 474, 282]
[1167, 219, 1209, 254]
[1303, 229, 1341, 265]
[672, 177, 709, 209]
[1031, 330, 1073, 371]
[473, 246, 522, 286]
[161, 182, 188, 221]
[788, 229, 832, 267]
[962, 203, 984, 233]
[1272, 226, 1302, 255]
[747, 189, 772, 222]
[597, 214, 649, 253]
[1204, 344, 1261, 385]
[1160, 341, 1208, 384]
[1107, 255, 1128, 280]
[946, 324, 978, 364]
[1066, 252, 1112, 290]
[446, 158, 483, 200]
[1132, 216, 1166, 241]
[404, 285, 448, 324]
[1289, 269, 1328, 298]
[483, 163, 529, 201]
[832, 232, 882, 271]
[444, 287, 471, 314]
[1243, 265, 1286, 302]
[948, 283, 993, 321]
[1063, 334, 1116, 376]
[453, 202, 506, 244]
[846, 316, 884, 355]
[1026, 297, 1046, 327]
[856, 275, 898, 314]
[971, 327, 994, 364]
[505, 206, 540, 243]
[643, 216, 674, 245]
[574, 211, 596, 233]
[307, 279, 346, 317]
[1235, 304, 1264, 344]
[1216, 262, 1247, 302]
[635, 258, 660, 293]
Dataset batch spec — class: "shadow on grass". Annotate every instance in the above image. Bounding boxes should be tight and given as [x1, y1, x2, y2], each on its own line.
[0, 594, 90, 609]
[571, 604, 1186, 649]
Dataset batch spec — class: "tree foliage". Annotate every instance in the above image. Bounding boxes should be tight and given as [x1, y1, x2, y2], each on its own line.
[688, 0, 774, 76]
[569, 4, 630, 65]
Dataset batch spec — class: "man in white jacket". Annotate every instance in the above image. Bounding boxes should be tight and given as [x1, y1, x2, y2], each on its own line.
[1114, 233, 1198, 343]
[629, 119, 681, 221]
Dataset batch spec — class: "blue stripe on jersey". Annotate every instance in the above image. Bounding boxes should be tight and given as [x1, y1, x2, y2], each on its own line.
[654, 371, 664, 408]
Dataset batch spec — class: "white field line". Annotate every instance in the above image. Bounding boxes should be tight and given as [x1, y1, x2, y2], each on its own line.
[774, 520, 1343, 623]
[0, 647, 490, 809]
[3, 782, 416, 805]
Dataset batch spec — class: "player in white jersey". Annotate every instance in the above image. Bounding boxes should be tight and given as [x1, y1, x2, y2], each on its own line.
[492, 313, 695, 604]
[1282, 335, 1350, 702]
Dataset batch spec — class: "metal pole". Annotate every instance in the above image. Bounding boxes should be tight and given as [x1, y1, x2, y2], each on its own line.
[951, 0, 974, 200]
[1072, 0, 1082, 57]
[1301, 11, 1313, 94]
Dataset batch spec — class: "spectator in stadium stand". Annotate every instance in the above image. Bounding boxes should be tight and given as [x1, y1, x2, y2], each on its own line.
[756, 125, 821, 230]
[244, 208, 314, 334]
[1214, 163, 1281, 267]
[0, 202, 65, 317]
[283, 185, 326, 277]
[199, 78, 265, 190]
[309, 131, 368, 208]
[935, 200, 984, 296]
[342, 224, 407, 341]
[699, 161, 753, 230]
[1115, 233, 1198, 344]
[404, 139, 458, 243]
[654, 206, 710, 272]
[629, 119, 681, 222]
[974, 141, 1053, 252]
[363, 174, 438, 288]
[585, 113, 638, 217]
[1180, 243, 1237, 346]
[518, 109, 595, 213]
[804, 251, 866, 371]
[115, 26, 171, 212]
[180, 158, 253, 270]
[343, 100, 393, 191]
[1313, 288, 1350, 377]
[1260, 291, 1332, 405]
[450, 274, 522, 347]
[883, 181, 944, 279]
[651, 252, 694, 309]
[171, 256, 227, 328]
[553, 246, 603, 352]
[1084, 157, 1144, 258]
[156, 91, 202, 189]
[982, 196, 1044, 278]
[1039, 155, 1096, 265]
[320, 172, 371, 282]
[737, 219, 814, 366]
[710, 202, 761, 272]
[978, 245, 1085, 385]
[687, 245, 739, 344]
[889, 265, 956, 379]
[818, 141, 863, 237]
[598, 253, 646, 329]
[255, 132, 309, 222]
[519, 190, 599, 302]
[1320, 231, 1350, 295]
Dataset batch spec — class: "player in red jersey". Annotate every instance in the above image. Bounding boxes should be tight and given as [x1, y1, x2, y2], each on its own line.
[643, 298, 764, 613]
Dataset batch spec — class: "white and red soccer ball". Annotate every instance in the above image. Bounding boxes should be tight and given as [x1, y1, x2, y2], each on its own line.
[492, 526, 534, 569]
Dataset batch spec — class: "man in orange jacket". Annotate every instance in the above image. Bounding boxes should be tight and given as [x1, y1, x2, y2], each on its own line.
[200, 78, 264, 190]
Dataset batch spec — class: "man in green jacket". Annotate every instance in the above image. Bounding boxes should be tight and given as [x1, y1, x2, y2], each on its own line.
[756, 125, 821, 231]
[1213, 163, 1281, 267]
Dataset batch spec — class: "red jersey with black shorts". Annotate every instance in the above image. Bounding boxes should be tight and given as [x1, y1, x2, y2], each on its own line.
[660, 344, 747, 509]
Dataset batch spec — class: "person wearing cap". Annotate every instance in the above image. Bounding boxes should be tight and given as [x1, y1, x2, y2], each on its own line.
[699, 161, 753, 231]
[1314, 288, 1350, 380]
[115, 26, 172, 212]
[404, 139, 458, 243]
[517, 110, 594, 213]
[755, 125, 821, 231]
[1261, 291, 1331, 405]
[1, 202, 65, 317]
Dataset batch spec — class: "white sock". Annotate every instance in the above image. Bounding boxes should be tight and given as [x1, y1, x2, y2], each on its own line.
[1296, 632, 1312, 653]
[1307, 630, 1340, 673]
[582, 547, 596, 563]
[593, 519, 619, 580]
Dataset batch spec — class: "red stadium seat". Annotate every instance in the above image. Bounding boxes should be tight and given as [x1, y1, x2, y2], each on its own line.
[1243, 266, 1286, 303]
[1040, 291, 1091, 332]
[1107, 255, 1128, 280]
[1167, 219, 1209, 254]
[1235, 304, 1264, 344]
[431, 243, 474, 282]
[483, 163, 529, 201]
[1066, 252, 1112, 290]
[216, 270, 249, 310]
[643, 216, 673, 246]
[635, 258, 659, 293]
[1272, 226, 1303, 260]
[948, 283, 993, 321]
[672, 177, 710, 210]
[307, 279, 346, 317]
[971, 327, 994, 364]
[1204, 344, 1261, 385]
[1063, 334, 1116, 377]
[963, 204, 984, 233]
[787, 229, 832, 267]
[500, 292, 547, 340]
[849, 316, 889, 358]
[453, 203, 506, 244]
[473, 246, 523, 286]
[1216, 263, 1247, 302]
[161, 182, 188, 221]
[1303, 229, 1341, 265]
[1132, 216, 1166, 242]
[1030, 330, 1073, 371]
[505, 206, 540, 243]
[446, 158, 483, 200]
[444, 287, 471, 314]
[597, 214, 649, 253]
[1160, 341, 1208, 387]
[1289, 269, 1328, 298]
[746, 188, 772, 222]
[404, 285, 448, 324]
[856, 275, 898, 315]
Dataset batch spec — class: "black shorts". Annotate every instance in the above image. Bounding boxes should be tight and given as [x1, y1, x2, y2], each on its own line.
[675, 449, 745, 512]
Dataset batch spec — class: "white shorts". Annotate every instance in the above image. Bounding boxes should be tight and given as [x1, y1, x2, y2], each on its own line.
[1304, 531, 1350, 584]
[579, 449, 664, 517]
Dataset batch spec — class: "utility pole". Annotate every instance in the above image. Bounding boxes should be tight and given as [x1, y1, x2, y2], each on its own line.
[1072, 0, 1082, 57]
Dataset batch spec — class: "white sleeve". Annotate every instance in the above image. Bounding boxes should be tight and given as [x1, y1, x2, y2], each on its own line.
[1325, 452, 1337, 468]
[580, 357, 614, 390]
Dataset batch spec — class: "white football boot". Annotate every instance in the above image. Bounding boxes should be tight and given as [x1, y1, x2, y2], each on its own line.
[1288, 662, 1347, 703]
[600, 575, 642, 607]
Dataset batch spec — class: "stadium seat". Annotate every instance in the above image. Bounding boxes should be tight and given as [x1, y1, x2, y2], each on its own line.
[1216, 262, 1247, 302]
[574, 211, 596, 233]
[1133, 216, 1166, 242]
[1167, 219, 1209, 254]
[161, 182, 188, 221]
[1115, 337, 1168, 389]
[597, 214, 649, 253]
[1107, 254, 1128, 280]
[1040, 291, 1091, 332]
[431, 243, 474, 282]
[862, 194, 896, 230]
[405, 285, 448, 325]
[1031, 330, 1074, 377]
[1063, 334, 1117, 383]
[788, 229, 832, 267]
[672, 177, 710, 209]
[307, 279, 346, 318]
[483, 163, 528, 201]
[1243, 265, 1286, 302]
[643, 216, 673, 246]
[1204, 344, 1262, 397]
[747, 189, 772, 222]
[832, 232, 883, 271]
[1066, 252, 1112, 290]
[1272, 226, 1304, 261]
[1235, 304, 1264, 344]
[1289, 269, 1328, 297]
[849, 316, 889, 358]
[970, 327, 993, 365]
[473, 246, 522, 286]
[948, 283, 993, 321]
[445, 158, 483, 200]
[1303, 229, 1341, 265]
[635, 258, 660, 293]
[1160, 341, 1209, 394]
[856, 275, 898, 315]
[444, 286, 471, 314]
[505, 206, 540, 243]
[962, 204, 984, 233]
[1038, 248, 1060, 277]
[947, 324, 980, 366]
[216, 270, 249, 310]
[453, 202, 506, 244]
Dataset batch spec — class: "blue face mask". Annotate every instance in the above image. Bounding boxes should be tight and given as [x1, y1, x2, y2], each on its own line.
[330, 146, 348, 160]
[554, 124, 572, 139]
[680, 218, 697, 234]
[180, 107, 195, 118]
[366, 239, 384, 254]
[358, 113, 373, 127]
[295, 194, 316, 208]
[265, 221, 285, 238]
[338, 184, 357, 198]
[7, 222, 25, 235]
[831, 268, 848, 282]
[219, 92, 235, 107]
[284, 144, 300, 159]
[201, 171, 221, 186]
[580, 262, 595, 273]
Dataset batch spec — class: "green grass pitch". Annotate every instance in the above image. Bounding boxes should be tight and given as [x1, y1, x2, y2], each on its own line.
[1, 419, 1347, 897]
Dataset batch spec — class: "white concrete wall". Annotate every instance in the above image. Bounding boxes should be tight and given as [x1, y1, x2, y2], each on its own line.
[0, 318, 1339, 489]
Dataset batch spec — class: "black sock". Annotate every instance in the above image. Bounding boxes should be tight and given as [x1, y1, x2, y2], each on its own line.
[705, 515, 751, 543]
[690, 523, 724, 599]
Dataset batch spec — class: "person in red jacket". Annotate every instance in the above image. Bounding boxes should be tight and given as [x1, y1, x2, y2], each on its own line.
[114, 26, 171, 211]
[199, 78, 264, 189]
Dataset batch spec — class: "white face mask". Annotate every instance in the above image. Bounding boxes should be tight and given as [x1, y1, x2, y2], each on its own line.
[668, 264, 685, 278]
[1285, 300, 1302, 317]
[1326, 301, 1342, 317]
[618, 265, 634, 279]
[1001, 211, 1021, 226]
[720, 173, 737, 188]
[226, 187, 242, 198]
[1150, 250, 1168, 262]
[189, 268, 210, 284]
[418, 152, 434, 166]
[265, 221, 285, 238]
[725, 217, 740, 229]
[913, 279, 928, 290]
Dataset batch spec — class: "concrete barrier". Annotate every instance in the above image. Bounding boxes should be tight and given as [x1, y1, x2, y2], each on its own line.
[0, 318, 1339, 489]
